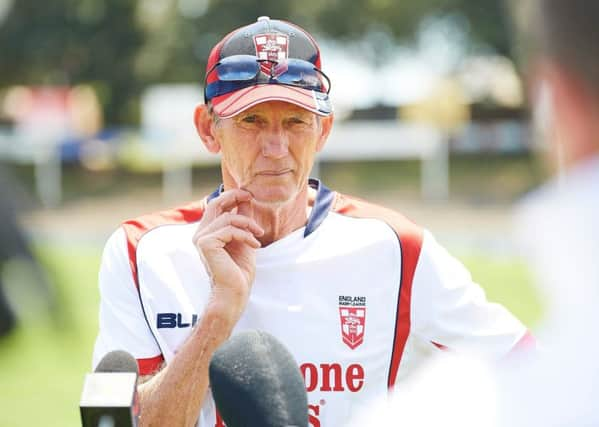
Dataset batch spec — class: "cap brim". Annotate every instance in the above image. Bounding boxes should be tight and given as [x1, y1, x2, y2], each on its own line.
[210, 84, 332, 119]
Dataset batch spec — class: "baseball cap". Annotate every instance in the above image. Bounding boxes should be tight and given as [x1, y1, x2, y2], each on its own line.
[204, 16, 333, 118]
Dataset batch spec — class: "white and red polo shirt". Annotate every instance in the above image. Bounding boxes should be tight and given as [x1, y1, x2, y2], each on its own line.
[93, 179, 529, 427]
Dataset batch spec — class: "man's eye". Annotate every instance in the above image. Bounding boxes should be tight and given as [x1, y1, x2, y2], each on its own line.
[241, 115, 257, 123]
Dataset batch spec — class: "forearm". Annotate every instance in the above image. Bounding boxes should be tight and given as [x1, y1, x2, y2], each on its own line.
[137, 303, 236, 427]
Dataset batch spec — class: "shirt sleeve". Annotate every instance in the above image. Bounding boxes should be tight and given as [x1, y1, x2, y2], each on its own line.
[92, 227, 162, 370]
[411, 230, 527, 357]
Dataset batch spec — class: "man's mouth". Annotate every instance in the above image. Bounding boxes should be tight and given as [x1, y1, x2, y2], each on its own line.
[257, 169, 292, 176]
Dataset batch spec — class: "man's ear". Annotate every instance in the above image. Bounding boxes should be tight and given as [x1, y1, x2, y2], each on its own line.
[532, 61, 599, 169]
[315, 114, 334, 152]
[194, 104, 221, 154]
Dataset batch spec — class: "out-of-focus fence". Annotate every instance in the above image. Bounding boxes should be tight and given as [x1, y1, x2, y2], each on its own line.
[0, 118, 533, 207]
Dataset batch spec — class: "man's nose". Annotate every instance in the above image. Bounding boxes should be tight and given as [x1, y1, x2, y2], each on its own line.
[261, 127, 289, 158]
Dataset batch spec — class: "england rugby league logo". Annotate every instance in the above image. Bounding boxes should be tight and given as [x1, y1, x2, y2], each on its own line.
[253, 33, 289, 74]
[339, 296, 366, 350]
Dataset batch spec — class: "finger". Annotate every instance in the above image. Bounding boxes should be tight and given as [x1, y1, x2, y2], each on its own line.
[236, 199, 253, 218]
[198, 226, 262, 250]
[220, 213, 264, 236]
[197, 213, 264, 238]
[204, 189, 253, 219]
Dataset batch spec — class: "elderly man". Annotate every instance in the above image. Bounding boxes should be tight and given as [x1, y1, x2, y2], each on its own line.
[93, 17, 530, 427]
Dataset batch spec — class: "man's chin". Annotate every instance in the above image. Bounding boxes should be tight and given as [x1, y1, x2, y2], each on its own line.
[240, 178, 308, 207]
[252, 193, 294, 207]
[249, 186, 299, 206]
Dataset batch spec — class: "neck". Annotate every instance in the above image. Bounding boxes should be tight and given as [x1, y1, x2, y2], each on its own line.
[220, 183, 314, 247]
[252, 191, 310, 246]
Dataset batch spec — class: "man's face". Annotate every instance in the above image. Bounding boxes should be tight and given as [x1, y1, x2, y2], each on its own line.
[212, 101, 331, 205]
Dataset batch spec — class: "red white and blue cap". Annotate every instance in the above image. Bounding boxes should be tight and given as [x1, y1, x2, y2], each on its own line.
[204, 17, 333, 118]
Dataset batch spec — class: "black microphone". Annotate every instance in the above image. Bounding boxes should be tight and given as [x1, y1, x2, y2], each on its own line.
[80, 350, 140, 427]
[209, 330, 308, 427]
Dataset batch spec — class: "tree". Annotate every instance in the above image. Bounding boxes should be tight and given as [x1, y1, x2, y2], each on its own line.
[0, 0, 144, 124]
[0, 0, 514, 124]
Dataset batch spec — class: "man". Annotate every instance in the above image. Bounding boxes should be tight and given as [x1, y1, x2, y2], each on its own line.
[93, 17, 530, 427]
[499, 1, 599, 425]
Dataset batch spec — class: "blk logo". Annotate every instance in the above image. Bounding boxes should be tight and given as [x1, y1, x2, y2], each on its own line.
[156, 313, 198, 329]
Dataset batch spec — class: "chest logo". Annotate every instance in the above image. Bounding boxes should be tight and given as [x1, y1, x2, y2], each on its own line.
[338, 296, 366, 350]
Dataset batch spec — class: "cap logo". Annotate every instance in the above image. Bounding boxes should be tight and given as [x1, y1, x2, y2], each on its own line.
[253, 33, 289, 74]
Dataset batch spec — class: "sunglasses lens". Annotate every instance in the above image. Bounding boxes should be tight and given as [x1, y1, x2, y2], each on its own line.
[217, 55, 260, 81]
[274, 59, 328, 92]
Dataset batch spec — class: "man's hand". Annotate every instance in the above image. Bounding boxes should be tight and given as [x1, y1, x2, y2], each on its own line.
[193, 189, 264, 325]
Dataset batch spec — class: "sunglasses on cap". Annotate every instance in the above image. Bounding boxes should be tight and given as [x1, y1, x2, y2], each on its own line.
[203, 54, 331, 104]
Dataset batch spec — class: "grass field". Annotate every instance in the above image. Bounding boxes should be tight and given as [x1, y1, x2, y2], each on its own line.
[0, 243, 543, 427]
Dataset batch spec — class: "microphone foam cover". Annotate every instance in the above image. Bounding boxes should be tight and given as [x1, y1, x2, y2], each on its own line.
[209, 330, 308, 427]
[95, 350, 139, 376]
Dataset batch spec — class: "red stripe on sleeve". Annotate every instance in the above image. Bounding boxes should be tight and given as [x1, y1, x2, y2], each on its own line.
[511, 330, 536, 353]
[333, 193, 423, 388]
[137, 354, 165, 376]
[388, 223, 422, 387]
[432, 341, 449, 351]
[120, 199, 207, 373]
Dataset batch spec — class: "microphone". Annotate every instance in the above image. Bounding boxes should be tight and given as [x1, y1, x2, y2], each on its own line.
[80, 350, 140, 427]
[95, 350, 139, 374]
[209, 330, 308, 427]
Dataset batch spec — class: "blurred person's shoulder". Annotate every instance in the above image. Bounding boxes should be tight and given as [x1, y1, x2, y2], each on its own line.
[516, 155, 599, 225]
[514, 155, 599, 263]
[349, 352, 499, 427]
